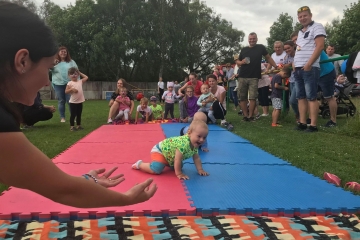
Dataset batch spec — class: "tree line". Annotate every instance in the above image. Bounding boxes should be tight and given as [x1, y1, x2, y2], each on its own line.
[5, 0, 244, 82]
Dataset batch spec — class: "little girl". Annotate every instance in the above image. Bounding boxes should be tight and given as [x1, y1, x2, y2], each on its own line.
[135, 97, 152, 123]
[65, 67, 88, 131]
[162, 82, 179, 120]
[114, 87, 131, 122]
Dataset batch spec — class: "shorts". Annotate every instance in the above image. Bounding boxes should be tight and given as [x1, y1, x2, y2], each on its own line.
[238, 78, 259, 101]
[271, 98, 282, 110]
[318, 69, 336, 99]
[150, 152, 183, 174]
[294, 67, 320, 101]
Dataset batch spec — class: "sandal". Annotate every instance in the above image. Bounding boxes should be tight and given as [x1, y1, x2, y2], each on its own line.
[323, 172, 341, 186]
[345, 182, 360, 191]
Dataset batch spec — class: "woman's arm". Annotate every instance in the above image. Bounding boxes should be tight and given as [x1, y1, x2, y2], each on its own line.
[0, 133, 157, 208]
[217, 88, 226, 103]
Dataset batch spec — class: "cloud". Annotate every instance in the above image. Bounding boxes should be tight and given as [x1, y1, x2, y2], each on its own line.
[41, 0, 352, 46]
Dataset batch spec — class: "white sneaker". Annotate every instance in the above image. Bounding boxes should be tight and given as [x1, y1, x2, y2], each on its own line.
[107, 118, 113, 124]
[220, 120, 227, 126]
[233, 87, 238, 92]
[261, 114, 269, 117]
[60, 118, 66, 123]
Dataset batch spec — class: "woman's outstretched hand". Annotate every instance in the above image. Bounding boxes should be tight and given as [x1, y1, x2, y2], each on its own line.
[87, 167, 125, 188]
[124, 178, 157, 204]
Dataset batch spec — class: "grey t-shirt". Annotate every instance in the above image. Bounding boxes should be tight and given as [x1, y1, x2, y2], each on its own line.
[327, 53, 344, 76]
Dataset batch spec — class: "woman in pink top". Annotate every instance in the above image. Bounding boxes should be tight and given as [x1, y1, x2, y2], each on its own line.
[65, 67, 88, 131]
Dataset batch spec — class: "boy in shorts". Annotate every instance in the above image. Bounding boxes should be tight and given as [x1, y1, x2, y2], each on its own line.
[271, 68, 291, 127]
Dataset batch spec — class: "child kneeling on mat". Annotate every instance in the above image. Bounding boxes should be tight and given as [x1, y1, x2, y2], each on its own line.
[132, 120, 209, 180]
[180, 112, 209, 152]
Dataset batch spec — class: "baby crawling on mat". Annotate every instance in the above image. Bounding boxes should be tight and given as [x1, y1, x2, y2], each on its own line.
[132, 119, 209, 180]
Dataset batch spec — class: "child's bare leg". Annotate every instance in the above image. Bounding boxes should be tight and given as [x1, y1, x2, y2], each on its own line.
[272, 109, 280, 124]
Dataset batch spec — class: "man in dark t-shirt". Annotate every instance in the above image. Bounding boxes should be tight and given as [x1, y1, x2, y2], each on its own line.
[237, 32, 278, 121]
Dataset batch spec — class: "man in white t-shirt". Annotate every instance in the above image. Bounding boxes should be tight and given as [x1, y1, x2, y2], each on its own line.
[293, 6, 326, 132]
[326, 44, 344, 76]
[271, 41, 286, 65]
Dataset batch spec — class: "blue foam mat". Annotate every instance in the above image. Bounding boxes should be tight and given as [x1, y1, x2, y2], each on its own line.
[182, 164, 360, 214]
[198, 142, 289, 165]
[161, 124, 250, 143]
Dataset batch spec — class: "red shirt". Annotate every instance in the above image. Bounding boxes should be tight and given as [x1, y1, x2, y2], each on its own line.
[187, 80, 203, 97]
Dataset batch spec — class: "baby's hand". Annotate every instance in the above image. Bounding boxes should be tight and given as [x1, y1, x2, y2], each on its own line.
[198, 169, 209, 176]
[201, 147, 209, 152]
[177, 173, 189, 180]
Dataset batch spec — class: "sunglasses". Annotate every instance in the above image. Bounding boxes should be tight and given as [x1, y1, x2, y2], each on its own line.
[297, 6, 310, 13]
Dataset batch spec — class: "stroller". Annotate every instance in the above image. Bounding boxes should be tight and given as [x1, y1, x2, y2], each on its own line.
[319, 81, 356, 119]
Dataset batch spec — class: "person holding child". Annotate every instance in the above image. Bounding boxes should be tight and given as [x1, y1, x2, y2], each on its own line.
[180, 112, 209, 152]
[114, 87, 131, 122]
[270, 68, 291, 127]
[0, 2, 156, 209]
[149, 96, 164, 120]
[197, 84, 216, 124]
[135, 97, 152, 123]
[132, 120, 209, 180]
[162, 82, 179, 120]
[65, 67, 89, 131]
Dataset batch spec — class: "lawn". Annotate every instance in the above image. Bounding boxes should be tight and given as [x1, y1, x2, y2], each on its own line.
[1, 98, 360, 194]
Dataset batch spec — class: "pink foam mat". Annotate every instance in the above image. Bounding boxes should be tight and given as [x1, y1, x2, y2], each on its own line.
[0, 163, 194, 219]
[79, 125, 166, 143]
[53, 142, 158, 164]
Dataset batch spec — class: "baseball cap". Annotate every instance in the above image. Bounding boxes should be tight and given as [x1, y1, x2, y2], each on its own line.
[150, 96, 157, 101]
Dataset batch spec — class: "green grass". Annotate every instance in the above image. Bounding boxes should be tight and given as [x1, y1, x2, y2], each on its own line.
[1, 98, 360, 194]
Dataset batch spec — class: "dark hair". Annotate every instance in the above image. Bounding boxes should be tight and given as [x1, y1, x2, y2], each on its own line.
[281, 67, 292, 77]
[56, 46, 72, 63]
[290, 31, 298, 39]
[0, 2, 58, 123]
[249, 32, 257, 37]
[206, 74, 217, 80]
[189, 72, 197, 79]
[68, 67, 78, 75]
[284, 40, 296, 50]
[327, 44, 336, 50]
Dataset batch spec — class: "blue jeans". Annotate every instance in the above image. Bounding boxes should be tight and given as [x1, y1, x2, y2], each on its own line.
[318, 69, 336, 98]
[229, 86, 239, 107]
[294, 67, 320, 101]
[289, 82, 299, 117]
[53, 84, 70, 119]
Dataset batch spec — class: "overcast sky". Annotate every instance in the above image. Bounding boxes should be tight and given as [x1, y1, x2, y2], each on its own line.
[36, 0, 354, 47]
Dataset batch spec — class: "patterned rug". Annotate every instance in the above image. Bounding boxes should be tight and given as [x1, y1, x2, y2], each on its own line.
[1, 214, 360, 240]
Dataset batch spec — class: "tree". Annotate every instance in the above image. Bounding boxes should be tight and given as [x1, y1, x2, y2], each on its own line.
[266, 13, 298, 53]
[328, 1, 360, 55]
[324, 17, 340, 47]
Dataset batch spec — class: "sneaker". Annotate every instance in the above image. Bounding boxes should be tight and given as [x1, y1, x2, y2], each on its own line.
[345, 182, 360, 191]
[132, 160, 142, 170]
[306, 118, 311, 126]
[107, 118, 113, 124]
[227, 123, 234, 131]
[242, 117, 249, 122]
[238, 110, 243, 115]
[271, 123, 283, 127]
[261, 113, 269, 117]
[220, 120, 228, 126]
[70, 127, 77, 131]
[324, 120, 337, 128]
[306, 125, 318, 132]
[295, 123, 307, 131]
[323, 172, 341, 186]
[61, 118, 66, 123]
[233, 87, 238, 92]
[255, 113, 261, 120]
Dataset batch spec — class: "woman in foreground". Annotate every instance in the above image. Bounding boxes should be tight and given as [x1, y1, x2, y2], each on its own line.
[0, 2, 156, 208]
